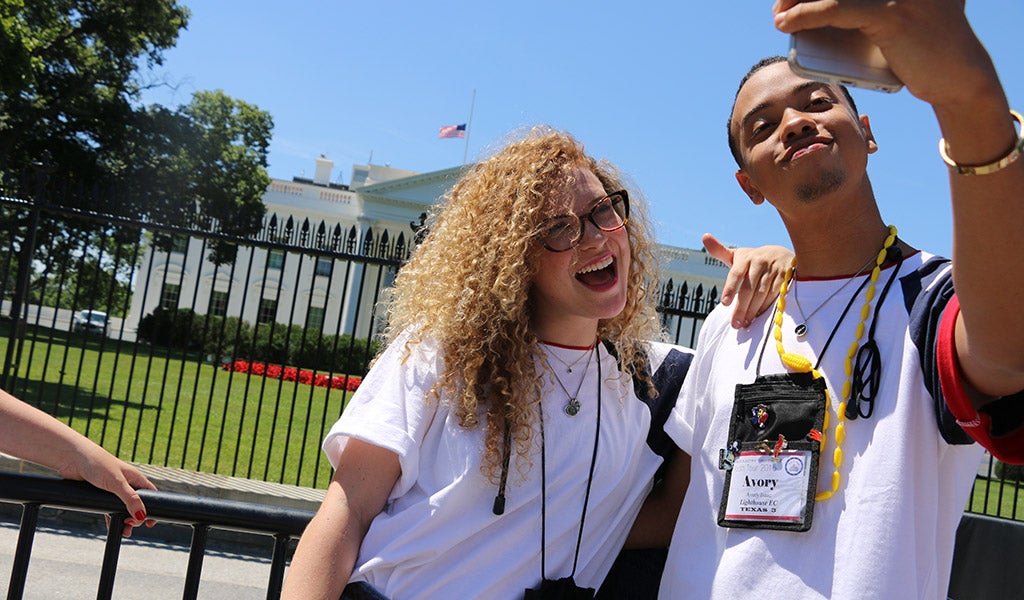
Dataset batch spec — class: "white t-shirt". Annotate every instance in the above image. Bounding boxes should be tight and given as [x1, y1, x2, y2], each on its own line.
[661, 252, 984, 600]
[324, 333, 691, 599]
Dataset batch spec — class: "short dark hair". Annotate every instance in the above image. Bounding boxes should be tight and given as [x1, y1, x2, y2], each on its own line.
[726, 56, 859, 167]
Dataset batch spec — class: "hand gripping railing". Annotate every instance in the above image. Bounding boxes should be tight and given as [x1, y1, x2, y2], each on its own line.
[0, 472, 314, 600]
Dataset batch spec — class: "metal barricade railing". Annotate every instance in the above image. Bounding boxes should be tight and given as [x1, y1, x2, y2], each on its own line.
[0, 472, 313, 600]
[3, 468, 1022, 599]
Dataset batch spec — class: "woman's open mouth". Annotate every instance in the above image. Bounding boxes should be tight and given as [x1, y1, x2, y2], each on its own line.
[575, 255, 617, 288]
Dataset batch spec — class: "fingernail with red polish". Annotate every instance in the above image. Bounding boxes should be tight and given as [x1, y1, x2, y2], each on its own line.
[135, 511, 146, 521]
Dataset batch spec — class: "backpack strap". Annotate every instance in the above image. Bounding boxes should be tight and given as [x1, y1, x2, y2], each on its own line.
[602, 340, 692, 460]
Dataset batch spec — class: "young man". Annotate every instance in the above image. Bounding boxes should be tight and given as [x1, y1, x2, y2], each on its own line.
[659, 1, 1024, 598]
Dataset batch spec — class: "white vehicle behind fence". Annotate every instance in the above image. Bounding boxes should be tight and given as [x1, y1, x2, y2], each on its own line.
[72, 309, 108, 335]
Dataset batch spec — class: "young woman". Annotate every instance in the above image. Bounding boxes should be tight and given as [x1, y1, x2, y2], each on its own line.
[282, 126, 788, 599]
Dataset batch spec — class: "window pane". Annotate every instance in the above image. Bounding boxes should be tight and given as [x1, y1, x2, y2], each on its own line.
[171, 236, 189, 254]
[306, 306, 325, 331]
[160, 283, 181, 310]
[257, 298, 277, 324]
[315, 257, 333, 277]
[209, 290, 228, 317]
[267, 250, 285, 270]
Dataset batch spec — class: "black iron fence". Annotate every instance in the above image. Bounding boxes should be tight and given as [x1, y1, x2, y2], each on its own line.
[0, 182, 722, 491]
[0, 187, 408, 490]
[2, 183, 1021, 520]
[657, 277, 719, 349]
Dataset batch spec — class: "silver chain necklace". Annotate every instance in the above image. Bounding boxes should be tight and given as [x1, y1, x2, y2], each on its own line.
[544, 342, 596, 373]
[792, 253, 878, 337]
[546, 345, 595, 416]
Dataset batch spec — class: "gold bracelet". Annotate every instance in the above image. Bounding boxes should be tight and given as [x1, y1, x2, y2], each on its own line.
[939, 109, 1024, 175]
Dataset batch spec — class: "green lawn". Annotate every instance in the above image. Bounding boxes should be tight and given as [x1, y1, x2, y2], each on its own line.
[968, 478, 1024, 520]
[1, 323, 357, 489]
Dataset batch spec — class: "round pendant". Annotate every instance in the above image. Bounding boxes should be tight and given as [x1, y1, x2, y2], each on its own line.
[794, 323, 808, 337]
[564, 398, 581, 417]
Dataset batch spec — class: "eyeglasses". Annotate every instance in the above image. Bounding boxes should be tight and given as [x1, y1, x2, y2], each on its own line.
[538, 190, 630, 252]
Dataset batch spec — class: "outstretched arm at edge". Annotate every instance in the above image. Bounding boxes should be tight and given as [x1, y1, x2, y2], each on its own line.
[0, 388, 157, 536]
[776, 0, 1024, 457]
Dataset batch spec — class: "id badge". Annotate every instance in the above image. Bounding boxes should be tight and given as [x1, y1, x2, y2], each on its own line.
[721, 449, 813, 526]
[717, 372, 826, 532]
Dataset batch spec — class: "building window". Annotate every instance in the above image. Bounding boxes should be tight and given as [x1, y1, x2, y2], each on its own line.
[306, 306, 326, 331]
[257, 298, 278, 325]
[209, 290, 228, 317]
[171, 236, 189, 254]
[267, 249, 285, 270]
[314, 256, 333, 277]
[160, 282, 181, 310]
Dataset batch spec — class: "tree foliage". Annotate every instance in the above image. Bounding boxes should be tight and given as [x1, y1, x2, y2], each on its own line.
[122, 90, 272, 263]
[0, 0, 190, 181]
[1, 0, 275, 302]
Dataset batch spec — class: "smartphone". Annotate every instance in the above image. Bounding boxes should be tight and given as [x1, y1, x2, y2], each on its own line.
[788, 27, 903, 93]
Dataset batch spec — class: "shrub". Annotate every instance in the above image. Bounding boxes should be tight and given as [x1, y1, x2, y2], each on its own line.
[137, 307, 199, 349]
[195, 315, 253, 359]
[995, 460, 1024, 482]
[137, 309, 381, 374]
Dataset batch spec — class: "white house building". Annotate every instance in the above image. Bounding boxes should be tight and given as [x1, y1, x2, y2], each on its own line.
[125, 157, 728, 344]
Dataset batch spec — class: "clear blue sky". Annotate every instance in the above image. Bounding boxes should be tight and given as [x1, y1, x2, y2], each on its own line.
[141, 1, 1023, 258]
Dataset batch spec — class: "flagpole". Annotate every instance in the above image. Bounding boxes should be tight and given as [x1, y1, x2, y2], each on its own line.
[463, 89, 476, 164]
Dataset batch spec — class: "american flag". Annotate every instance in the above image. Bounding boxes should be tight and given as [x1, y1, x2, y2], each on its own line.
[439, 123, 467, 139]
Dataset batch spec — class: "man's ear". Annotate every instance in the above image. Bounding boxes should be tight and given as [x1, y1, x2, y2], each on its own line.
[861, 114, 878, 154]
[735, 170, 765, 205]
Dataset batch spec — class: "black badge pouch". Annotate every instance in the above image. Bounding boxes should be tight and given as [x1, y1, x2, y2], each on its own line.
[717, 372, 827, 532]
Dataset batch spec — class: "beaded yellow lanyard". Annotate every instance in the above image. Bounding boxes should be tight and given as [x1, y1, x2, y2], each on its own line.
[773, 225, 898, 501]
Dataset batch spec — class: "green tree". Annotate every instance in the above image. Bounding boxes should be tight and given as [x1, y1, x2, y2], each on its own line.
[121, 91, 273, 264]
[1, 1, 274, 321]
[0, 0, 190, 182]
[0, 0, 189, 319]
[185, 90, 272, 264]
[33, 226, 137, 316]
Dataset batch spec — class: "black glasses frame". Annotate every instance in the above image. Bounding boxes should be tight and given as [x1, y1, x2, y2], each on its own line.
[539, 190, 630, 252]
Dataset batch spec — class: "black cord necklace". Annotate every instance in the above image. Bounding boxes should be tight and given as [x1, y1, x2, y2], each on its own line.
[847, 247, 904, 419]
[539, 344, 601, 585]
[756, 246, 905, 401]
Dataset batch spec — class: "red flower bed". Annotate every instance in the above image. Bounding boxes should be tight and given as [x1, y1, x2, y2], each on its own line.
[224, 360, 362, 391]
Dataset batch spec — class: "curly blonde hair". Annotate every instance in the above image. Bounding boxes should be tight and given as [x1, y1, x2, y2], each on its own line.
[383, 126, 664, 481]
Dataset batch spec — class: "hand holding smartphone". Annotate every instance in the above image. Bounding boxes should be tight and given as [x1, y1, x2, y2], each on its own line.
[788, 27, 903, 93]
